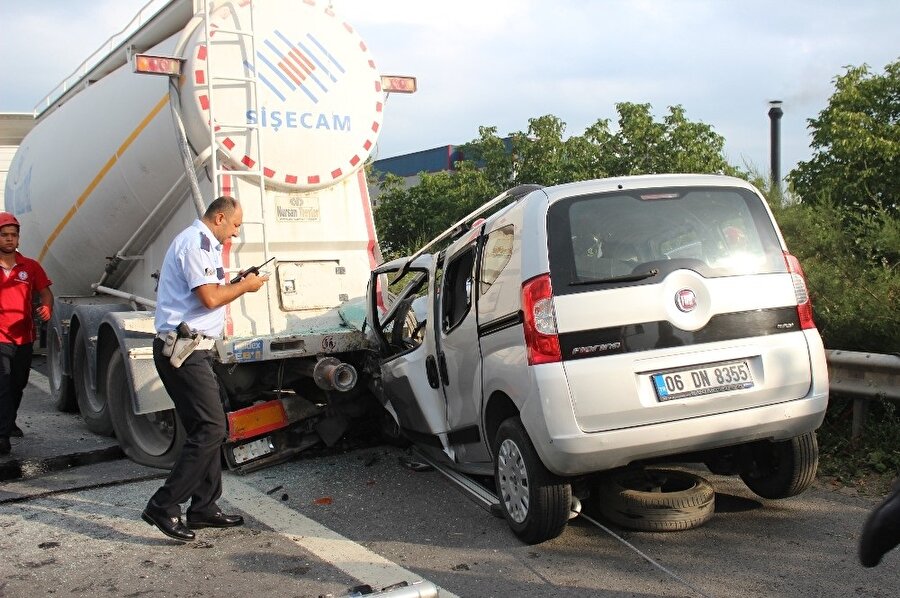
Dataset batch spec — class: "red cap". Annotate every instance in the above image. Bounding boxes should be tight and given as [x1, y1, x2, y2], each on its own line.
[0, 212, 20, 229]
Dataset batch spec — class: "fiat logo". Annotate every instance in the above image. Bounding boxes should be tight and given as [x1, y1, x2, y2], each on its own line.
[675, 289, 697, 312]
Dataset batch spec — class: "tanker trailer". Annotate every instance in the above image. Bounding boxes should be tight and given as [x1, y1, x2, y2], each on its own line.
[3, 0, 392, 470]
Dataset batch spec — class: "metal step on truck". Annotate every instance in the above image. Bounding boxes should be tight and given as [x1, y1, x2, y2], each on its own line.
[3, 0, 401, 471]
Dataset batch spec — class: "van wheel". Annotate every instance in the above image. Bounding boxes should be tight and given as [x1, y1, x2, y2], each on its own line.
[494, 417, 571, 544]
[105, 349, 184, 469]
[595, 468, 715, 532]
[739, 432, 818, 499]
[73, 328, 114, 436]
[47, 322, 76, 412]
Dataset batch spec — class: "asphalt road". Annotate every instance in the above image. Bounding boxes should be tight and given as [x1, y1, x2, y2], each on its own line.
[0, 358, 896, 597]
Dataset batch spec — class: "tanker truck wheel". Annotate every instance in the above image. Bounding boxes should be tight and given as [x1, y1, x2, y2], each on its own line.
[48, 322, 76, 412]
[105, 350, 184, 470]
[73, 328, 114, 436]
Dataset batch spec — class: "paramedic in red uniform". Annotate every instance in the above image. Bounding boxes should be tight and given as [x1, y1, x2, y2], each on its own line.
[0, 212, 53, 456]
[141, 196, 268, 542]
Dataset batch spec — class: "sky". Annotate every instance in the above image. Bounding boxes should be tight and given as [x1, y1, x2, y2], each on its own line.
[1, 0, 898, 179]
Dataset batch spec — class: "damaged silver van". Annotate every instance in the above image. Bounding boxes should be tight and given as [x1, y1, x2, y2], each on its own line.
[366, 175, 829, 544]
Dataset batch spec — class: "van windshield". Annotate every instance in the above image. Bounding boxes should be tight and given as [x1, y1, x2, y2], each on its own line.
[547, 186, 786, 293]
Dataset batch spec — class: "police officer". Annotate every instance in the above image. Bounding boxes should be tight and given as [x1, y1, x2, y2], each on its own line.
[141, 196, 268, 542]
[0, 212, 53, 456]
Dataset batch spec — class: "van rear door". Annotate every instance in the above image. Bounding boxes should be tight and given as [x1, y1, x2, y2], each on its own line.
[545, 184, 816, 433]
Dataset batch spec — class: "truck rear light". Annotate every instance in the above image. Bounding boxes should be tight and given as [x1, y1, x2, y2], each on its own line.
[784, 252, 816, 330]
[522, 274, 561, 365]
[227, 399, 288, 442]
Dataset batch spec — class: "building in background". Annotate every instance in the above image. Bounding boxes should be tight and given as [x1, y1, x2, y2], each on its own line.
[0, 114, 35, 199]
[370, 144, 464, 206]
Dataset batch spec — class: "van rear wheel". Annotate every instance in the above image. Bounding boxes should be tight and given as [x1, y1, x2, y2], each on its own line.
[739, 432, 818, 499]
[105, 349, 184, 470]
[494, 417, 571, 544]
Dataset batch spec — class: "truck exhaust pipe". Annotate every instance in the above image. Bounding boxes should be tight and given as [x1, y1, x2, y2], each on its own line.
[298, 357, 358, 392]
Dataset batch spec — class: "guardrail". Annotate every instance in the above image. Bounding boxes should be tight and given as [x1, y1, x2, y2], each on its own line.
[826, 350, 900, 441]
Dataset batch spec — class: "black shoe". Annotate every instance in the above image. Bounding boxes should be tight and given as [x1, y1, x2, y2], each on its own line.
[186, 511, 244, 529]
[859, 486, 900, 567]
[10, 426, 23, 438]
[0, 437, 9, 456]
[141, 509, 196, 542]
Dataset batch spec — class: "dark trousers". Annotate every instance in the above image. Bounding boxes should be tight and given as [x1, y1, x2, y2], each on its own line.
[148, 338, 227, 518]
[0, 343, 33, 438]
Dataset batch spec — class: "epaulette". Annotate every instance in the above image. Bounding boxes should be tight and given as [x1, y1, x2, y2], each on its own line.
[200, 232, 211, 252]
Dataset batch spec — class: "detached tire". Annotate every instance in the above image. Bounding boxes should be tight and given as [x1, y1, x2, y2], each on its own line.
[596, 468, 715, 532]
[739, 432, 818, 499]
[73, 328, 114, 436]
[494, 417, 571, 544]
[105, 350, 184, 469]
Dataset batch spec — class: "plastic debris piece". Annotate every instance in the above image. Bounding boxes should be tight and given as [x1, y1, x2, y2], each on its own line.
[398, 455, 433, 472]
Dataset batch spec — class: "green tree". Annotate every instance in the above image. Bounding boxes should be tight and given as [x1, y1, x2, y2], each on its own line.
[788, 60, 900, 219]
[374, 103, 737, 257]
[774, 59, 900, 351]
[374, 162, 495, 257]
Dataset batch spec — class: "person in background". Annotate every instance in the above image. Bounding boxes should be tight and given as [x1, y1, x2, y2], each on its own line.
[859, 482, 900, 567]
[141, 196, 268, 542]
[0, 212, 53, 456]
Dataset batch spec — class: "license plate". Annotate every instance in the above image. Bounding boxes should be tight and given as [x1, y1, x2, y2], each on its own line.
[652, 360, 754, 401]
[231, 436, 275, 464]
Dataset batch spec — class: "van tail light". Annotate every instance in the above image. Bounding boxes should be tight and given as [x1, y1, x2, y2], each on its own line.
[784, 252, 816, 330]
[521, 274, 562, 365]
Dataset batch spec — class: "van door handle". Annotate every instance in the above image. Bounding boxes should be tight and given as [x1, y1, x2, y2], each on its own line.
[425, 355, 440, 389]
[438, 352, 449, 386]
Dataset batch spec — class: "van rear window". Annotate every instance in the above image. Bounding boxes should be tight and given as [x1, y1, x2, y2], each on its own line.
[547, 186, 786, 293]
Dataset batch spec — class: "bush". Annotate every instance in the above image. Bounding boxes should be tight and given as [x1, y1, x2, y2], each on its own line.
[817, 397, 900, 492]
[768, 199, 900, 353]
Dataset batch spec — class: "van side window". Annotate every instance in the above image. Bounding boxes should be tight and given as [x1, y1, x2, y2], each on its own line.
[441, 246, 476, 332]
[480, 225, 514, 294]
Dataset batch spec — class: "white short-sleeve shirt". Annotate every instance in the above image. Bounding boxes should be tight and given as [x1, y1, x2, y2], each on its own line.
[154, 219, 226, 336]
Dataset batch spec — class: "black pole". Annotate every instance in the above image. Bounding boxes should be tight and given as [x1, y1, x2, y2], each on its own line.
[768, 101, 783, 191]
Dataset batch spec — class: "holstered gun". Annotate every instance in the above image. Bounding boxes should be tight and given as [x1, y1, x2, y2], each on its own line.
[170, 336, 203, 368]
[166, 322, 202, 368]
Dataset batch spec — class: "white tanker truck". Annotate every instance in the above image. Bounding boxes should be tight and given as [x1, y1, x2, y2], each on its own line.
[3, 0, 395, 470]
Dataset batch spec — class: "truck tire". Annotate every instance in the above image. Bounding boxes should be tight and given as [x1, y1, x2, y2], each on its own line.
[73, 327, 114, 436]
[739, 432, 818, 499]
[494, 417, 571, 544]
[594, 468, 715, 532]
[105, 350, 184, 470]
[47, 322, 76, 412]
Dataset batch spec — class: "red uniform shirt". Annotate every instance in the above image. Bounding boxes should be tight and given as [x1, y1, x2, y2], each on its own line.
[0, 252, 52, 344]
